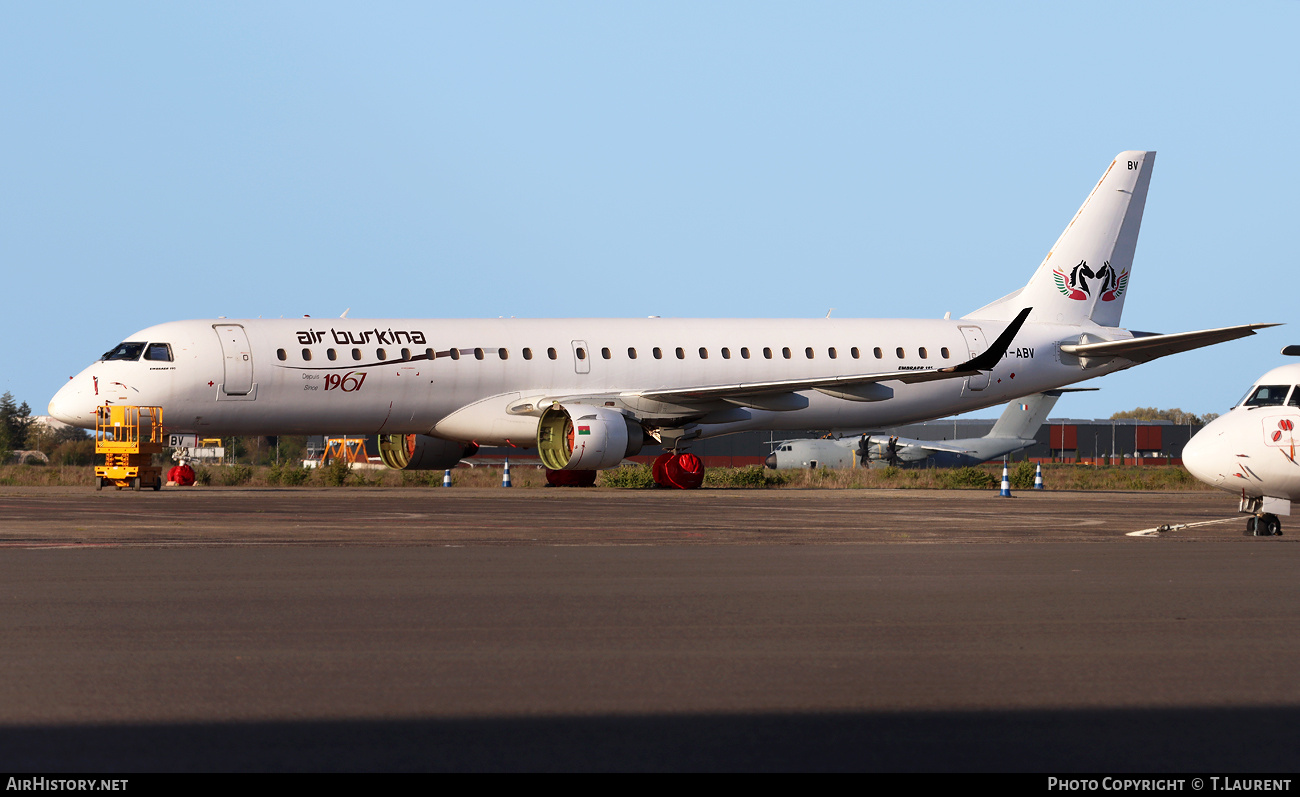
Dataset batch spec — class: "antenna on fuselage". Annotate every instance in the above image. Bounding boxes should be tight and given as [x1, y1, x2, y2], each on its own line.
[340, 308, 350, 318]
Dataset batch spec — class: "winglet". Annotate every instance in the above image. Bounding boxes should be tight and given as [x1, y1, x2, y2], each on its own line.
[948, 307, 1032, 374]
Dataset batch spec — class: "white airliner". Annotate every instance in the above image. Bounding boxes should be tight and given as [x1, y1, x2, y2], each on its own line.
[1183, 347, 1300, 535]
[49, 151, 1275, 487]
[765, 390, 1082, 470]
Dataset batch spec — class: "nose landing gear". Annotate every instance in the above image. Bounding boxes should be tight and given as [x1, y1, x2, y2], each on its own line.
[1245, 514, 1283, 536]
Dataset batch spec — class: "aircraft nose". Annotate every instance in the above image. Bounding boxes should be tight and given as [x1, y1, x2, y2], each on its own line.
[764, 453, 777, 469]
[48, 376, 97, 429]
[1182, 422, 1226, 487]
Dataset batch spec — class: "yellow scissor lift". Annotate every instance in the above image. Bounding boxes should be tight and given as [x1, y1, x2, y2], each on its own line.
[95, 405, 165, 491]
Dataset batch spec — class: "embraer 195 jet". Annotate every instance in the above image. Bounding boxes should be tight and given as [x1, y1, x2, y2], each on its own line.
[49, 151, 1275, 487]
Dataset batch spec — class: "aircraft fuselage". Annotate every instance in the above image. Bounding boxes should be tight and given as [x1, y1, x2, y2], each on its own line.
[49, 316, 1126, 445]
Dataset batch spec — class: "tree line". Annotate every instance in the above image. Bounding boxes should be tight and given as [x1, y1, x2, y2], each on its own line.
[1108, 407, 1219, 425]
[0, 391, 95, 465]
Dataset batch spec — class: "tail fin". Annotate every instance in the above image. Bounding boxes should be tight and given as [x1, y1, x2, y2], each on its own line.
[986, 392, 1064, 440]
[965, 151, 1155, 327]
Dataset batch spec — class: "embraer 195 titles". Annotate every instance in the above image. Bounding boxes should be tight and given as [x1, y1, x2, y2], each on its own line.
[49, 151, 1275, 487]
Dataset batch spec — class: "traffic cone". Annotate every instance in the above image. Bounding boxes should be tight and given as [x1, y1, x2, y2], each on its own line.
[443, 468, 452, 487]
[502, 458, 512, 487]
[1033, 464, 1044, 490]
[998, 462, 1012, 497]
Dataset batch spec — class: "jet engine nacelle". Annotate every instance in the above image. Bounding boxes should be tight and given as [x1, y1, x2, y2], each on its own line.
[537, 404, 645, 470]
[378, 434, 479, 470]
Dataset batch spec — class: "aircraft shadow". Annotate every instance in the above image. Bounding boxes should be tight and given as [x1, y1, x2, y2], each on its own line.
[2, 705, 1296, 771]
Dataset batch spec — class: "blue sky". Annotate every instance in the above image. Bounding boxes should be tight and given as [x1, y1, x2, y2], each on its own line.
[3, 2, 1296, 421]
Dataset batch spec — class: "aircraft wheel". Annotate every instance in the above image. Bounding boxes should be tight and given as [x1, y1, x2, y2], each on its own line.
[652, 452, 705, 490]
[651, 453, 672, 487]
[670, 453, 705, 490]
[544, 469, 597, 487]
[1245, 515, 1283, 536]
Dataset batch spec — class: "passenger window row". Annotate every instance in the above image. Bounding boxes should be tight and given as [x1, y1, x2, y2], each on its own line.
[278, 344, 954, 364]
[280, 347, 436, 363]
[559, 345, 953, 361]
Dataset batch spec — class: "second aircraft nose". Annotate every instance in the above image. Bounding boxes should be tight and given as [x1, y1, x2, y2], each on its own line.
[1182, 422, 1227, 488]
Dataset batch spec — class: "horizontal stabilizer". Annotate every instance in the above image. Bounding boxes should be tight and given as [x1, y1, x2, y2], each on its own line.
[1060, 323, 1279, 364]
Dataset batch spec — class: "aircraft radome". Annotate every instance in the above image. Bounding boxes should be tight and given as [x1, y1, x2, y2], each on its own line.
[49, 151, 1276, 488]
[1183, 346, 1300, 535]
[765, 389, 1087, 470]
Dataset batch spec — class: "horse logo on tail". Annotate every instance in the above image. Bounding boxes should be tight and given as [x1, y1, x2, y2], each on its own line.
[1096, 260, 1129, 302]
[1053, 259, 1128, 302]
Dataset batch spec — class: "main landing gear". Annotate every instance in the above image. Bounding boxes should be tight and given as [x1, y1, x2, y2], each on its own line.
[543, 453, 707, 489]
[1245, 514, 1283, 537]
[544, 469, 598, 487]
[651, 452, 705, 490]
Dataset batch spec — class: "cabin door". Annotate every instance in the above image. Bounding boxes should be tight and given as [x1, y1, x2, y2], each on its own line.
[571, 340, 590, 374]
[214, 324, 255, 396]
[958, 325, 991, 391]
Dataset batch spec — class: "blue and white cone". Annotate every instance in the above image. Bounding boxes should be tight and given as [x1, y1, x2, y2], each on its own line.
[502, 458, 512, 487]
[1034, 464, 1044, 490]
[999, 463, 1012, 497]
[443, 468, 452, 487]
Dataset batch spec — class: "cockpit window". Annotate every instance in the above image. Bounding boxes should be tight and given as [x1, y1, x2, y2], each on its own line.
[100, 342, 146, 361]
[1242, 385, 1291, 407]
[144, 343, 173, 362]
[1290, 387, 1300, 408]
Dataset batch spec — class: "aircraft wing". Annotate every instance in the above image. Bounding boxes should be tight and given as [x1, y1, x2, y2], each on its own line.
[1060, 323, 1279, 364]
[909, 440, 977, 455]
[902, 436, 1038, 462]
[636, 307, 1033, 405]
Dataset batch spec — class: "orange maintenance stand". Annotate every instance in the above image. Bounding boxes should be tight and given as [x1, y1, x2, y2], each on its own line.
[94, 405, 165, 491]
